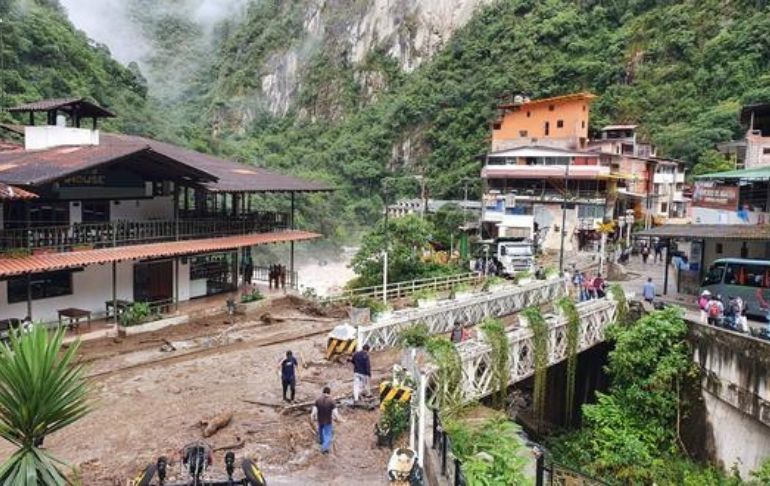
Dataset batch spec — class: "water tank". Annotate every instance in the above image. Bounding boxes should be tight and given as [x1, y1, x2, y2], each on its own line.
[513, 95, 524, 105]
[56, 115, 66, 127]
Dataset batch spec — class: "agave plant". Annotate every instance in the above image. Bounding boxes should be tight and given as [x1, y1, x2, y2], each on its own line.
[0, 326, 91, 485]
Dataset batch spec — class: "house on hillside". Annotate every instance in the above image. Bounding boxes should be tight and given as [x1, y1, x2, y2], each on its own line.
[491, 92, 595, 152]
[0, 98, 330, 324]
[587, 125, 687, 224]
[717, 103, 770, 169]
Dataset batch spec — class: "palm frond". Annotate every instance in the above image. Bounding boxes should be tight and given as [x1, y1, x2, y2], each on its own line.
[0, 326, 91, 485]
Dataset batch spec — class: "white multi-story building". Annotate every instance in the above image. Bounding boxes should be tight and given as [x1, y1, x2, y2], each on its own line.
[0, 98, 328, 324]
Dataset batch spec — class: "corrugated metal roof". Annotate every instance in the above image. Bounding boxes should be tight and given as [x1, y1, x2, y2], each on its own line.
[486, 145, 595, 158]
[0, 129, 332, 192]
[0, 230, 320, 277]
[7, 98, 116, 118]
[695, 166, 770, 181]
[499, 92, 596, 109]
[636, 224, 770, 240]
[0, 183, 37, 200]
[103, 134, 332, 192]
[601, 125, 637, 131]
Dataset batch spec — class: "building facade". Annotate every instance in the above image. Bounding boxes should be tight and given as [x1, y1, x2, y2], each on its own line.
[717, 103, 770, 169]
[491, 93, 595, 152]
[0, 98, 328, 323]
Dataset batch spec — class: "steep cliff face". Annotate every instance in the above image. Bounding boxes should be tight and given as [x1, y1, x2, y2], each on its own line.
[206, 0, 492, 129]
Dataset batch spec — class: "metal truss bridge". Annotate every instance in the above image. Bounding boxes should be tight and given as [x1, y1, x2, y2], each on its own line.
[358, 278, 567, 351]
[414, 297, 618, 405]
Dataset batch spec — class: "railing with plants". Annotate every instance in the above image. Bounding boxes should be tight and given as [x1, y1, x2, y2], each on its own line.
[431, 408, 466, 486]
[322, 272, 481, 304]
[0, 212, 289, 252]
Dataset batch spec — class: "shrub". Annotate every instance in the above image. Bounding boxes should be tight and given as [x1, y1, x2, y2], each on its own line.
[399, 323, 430, 348]
[240, 288, 264, 303]
[119, 302, 154, 327]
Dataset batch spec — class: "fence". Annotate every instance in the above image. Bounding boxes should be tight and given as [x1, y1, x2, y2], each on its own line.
[252, 266, 298, 290]
[431, 408, 466, 486]
[536, 456, 607, 486]
[0, 212, 288, 251]
[323, 272, 481, 304]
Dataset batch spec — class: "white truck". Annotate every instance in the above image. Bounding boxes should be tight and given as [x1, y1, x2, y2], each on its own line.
[496, 239, 535, 277]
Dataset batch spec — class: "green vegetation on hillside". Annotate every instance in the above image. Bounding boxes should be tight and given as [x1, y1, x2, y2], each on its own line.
[190, 0, 770, 237]
[0, 0, 159, 135]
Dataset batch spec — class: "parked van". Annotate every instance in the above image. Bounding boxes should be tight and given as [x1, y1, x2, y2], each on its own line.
[701, 258, 770, 319]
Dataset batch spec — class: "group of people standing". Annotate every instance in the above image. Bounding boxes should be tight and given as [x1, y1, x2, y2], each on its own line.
[278, 344, 372, 454]
[569, 268, 607, 301]
[268, 264, 288, 290]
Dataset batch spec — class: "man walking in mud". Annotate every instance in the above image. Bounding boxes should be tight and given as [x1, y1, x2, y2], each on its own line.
[278, 350, 299, 402]
[311, 386, 342, 454]
[350, 344, 372, 401]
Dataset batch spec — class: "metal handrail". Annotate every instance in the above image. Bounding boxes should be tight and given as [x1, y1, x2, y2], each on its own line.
[323, 272, 481, 303]
[0, 213, 289, 252]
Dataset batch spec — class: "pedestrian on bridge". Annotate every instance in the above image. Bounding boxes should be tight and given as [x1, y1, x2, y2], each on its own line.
[350, 344, 372, 401]
[311, 386, 342, 454]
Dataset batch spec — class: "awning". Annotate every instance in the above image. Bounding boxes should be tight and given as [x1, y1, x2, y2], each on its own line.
[636, 224, 770, 240]
[0, 230, 320, 277]
[695, 166, 770, 181]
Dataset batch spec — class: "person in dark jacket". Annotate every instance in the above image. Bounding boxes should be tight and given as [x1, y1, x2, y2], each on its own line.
[350, 344, 371, 401]
[311, 386, 342, 454]
[277, 350, 300, 402]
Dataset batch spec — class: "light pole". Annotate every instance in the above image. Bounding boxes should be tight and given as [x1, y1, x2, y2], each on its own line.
[559, 163, 571, 272]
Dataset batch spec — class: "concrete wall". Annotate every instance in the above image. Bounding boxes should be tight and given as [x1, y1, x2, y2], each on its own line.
[688, 323, 770, 478]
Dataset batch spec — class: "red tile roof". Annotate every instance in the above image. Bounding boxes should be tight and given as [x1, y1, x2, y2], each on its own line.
[0, 231, 320, 277]
[0, 183, 37, 200]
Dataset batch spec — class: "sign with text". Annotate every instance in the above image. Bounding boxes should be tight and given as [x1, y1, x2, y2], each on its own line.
[692, 181, 738, 211]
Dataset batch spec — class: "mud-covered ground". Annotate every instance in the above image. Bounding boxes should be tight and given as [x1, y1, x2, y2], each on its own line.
[0, 298, 396, 485]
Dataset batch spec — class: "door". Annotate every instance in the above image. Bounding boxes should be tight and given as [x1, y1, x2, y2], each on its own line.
[134, 260, 173, 303]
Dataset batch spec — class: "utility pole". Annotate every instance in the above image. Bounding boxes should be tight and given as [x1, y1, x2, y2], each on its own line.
[382, 250, 388, 305]
[559, 163, 571, 272]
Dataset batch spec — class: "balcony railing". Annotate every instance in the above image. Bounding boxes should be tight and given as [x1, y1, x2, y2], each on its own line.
[0, 212, 289, 252]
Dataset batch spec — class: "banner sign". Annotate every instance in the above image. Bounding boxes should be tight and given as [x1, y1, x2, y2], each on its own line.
[693, 181, 738, 210]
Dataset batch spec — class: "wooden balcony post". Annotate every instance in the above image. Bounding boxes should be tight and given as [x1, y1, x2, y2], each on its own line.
[173, 182, 180, 241]
[290, 191, 296, 289]
[112, 261, 118, 324]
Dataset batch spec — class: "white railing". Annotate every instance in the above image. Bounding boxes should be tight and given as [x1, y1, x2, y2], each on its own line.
[358, 277, 567, 351]
[413, 297, 617, 405]
[323, 272, 481, 304]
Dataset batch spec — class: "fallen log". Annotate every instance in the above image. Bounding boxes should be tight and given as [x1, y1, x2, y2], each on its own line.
[201, 411, 233, 437]
[240, 399, 283, 408]
[213, 439, 245, 452]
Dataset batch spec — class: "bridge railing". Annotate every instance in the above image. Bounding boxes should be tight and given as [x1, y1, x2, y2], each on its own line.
[358, 277, 567, 351]
[323, 272, 481, 304]
[415, 297, 617, 405]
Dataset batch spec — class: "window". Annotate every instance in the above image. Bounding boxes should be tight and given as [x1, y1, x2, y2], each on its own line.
[723, 263, 770, 288]
[8, 271, 73, 303]
[660, 202, 668, 214]
[81, 201, 110, 223]
[492, 122, 501, 130]
[702, 263, 725, 286]
[582, 120, 586, 128]
[526, 111, 531, 118]
[764, 148, 770, 155]
[578, 205, 604, 219]
[582, 105, 586, 111]
[544, 122, 550, 136]
[556, 120, 564, 128]
[716, 243, 723, 254]
[548, 105, 555, 111]
[519, 130, 528, 137]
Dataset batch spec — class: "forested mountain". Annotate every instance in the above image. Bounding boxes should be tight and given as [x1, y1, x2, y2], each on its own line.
[4, 0, 770, 240]
[0, 0, 160, 134]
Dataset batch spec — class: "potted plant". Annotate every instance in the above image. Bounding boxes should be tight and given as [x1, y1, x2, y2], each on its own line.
[414, 288, 438, 308]
[515, 271, 533, 286]
[452, 282, 474, 300]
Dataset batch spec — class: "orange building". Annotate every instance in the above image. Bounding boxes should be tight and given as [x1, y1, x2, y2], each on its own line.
[491, 92, 596, 152]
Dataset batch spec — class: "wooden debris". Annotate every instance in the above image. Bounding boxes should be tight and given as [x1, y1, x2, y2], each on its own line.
[201, 411, 233, 437]
[160, 339, 176, 352]
[213, 438, 245, 452]
[259, 312, 284, 325]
